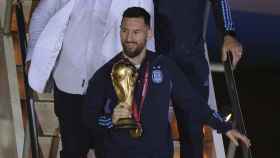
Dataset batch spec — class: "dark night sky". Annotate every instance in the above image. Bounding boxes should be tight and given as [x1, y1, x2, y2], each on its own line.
[230, 0, 280, 15]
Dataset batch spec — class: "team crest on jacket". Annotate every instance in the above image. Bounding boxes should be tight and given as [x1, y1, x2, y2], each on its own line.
[152, 69, 163, 84]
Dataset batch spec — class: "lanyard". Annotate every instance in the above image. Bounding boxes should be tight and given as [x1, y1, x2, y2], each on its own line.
[132, 62, 149, 128]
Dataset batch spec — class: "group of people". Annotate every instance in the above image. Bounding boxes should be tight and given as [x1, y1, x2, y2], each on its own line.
[26, 1, 249, 158]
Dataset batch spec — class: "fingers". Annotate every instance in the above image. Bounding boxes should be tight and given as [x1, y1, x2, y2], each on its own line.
[221, 49, 227, 62]
[25, 61, 31, 75]
[226, 129, 251, 148]
[227, 132, 239, 146]
[222, 36, 243, 66]
[114, 107, 131, 118]
[222, 46, 243, 66]
[235, 131, 251, 147]
[112, 105, 131, 124]
[231, 47, 243, 66]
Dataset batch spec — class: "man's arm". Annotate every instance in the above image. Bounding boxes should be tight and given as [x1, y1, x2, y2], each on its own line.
[83, 71, 108, 131]
[26, 0, 60, 63]
[210, 0, 243, 66]
[166, 57, 250, 147]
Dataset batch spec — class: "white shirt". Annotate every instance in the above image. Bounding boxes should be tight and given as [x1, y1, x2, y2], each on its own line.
[52, 0, 112, 94]
[27, 0, 155, 94]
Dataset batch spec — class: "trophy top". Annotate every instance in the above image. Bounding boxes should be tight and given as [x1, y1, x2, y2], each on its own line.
[111, 58, 138, 81]
[111, 58, 138, 103]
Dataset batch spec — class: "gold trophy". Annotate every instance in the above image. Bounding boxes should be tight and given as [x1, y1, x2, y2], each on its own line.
[111, 58, 142, 138]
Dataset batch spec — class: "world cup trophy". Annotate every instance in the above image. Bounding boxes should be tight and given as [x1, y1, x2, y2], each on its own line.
[111, 58, 138, 130]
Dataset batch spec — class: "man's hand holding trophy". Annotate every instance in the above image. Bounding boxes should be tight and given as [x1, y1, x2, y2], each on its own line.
[111, 58, 144, 138]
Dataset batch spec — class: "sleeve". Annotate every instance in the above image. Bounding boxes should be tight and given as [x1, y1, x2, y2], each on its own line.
[209, 0, 237, 39]
[166, 58, 232, 133]
[83, 68, 112, 151]
[26, 0, 60, 62]
[83, 69, 108, 132]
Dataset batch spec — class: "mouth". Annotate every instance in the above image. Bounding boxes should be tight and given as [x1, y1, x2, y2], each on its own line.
[125, 42, 137, 46]
[125, 44, 137, 50]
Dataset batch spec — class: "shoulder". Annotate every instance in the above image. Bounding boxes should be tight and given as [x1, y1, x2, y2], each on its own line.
[148, 51, 177, 68]
[147, 51, 176, 71]
[149, 52, 184, 80]
[87, 64, 111, 93]
[89, 53, 121, 84]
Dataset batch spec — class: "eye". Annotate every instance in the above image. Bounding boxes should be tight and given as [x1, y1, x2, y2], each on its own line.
[121, 28, 127, 33]
[134, 30, 140, 34]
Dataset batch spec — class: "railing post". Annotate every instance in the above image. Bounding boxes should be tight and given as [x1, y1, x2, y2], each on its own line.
[0, 1, 24, 158]
[15, 1, 41, 158]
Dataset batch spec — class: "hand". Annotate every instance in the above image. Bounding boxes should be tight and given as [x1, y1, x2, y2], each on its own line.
[112, 103, 131, 125]
[222, 35, 243, 66]
[24, 61, 39, 98]
[226, 129, 251, 147]
[25, 61, 31, 75]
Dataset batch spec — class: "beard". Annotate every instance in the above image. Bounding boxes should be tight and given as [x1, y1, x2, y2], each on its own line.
[122, 41, 146, 58]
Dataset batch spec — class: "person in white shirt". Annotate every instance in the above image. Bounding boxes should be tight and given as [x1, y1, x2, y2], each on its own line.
[26, 0, 154, 157]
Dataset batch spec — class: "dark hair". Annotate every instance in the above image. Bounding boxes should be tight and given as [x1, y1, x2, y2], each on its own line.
[122, 7, 151, 27]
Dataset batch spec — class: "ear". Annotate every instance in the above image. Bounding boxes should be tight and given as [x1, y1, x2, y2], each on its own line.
[147, 27, 153, 40]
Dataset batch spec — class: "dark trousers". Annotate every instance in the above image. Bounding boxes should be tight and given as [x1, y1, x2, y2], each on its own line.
[172, 53, 210, 158]
[54, 85, 91, 158]
[104, 149, 172, 158]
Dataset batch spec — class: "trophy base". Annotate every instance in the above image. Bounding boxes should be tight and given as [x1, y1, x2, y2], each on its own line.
[114, 118, 143, 138]
[114, 118, 138, 129]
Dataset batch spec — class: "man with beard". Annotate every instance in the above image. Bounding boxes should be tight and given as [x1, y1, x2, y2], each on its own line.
[83, 7, 250, 158]
[153, 1, 243, 157]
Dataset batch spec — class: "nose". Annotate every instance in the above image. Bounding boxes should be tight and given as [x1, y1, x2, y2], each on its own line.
[126, 32, 134, 42]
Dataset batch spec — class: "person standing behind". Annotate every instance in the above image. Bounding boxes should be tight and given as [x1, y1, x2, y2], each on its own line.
[26, 0, 154, 158]
[153, 0, 243, 158]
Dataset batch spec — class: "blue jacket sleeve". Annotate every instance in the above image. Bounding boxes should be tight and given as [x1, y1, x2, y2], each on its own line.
[210, 0, 237, 39]
[83, 68, 108, 133]
[164, 56, 232, 133]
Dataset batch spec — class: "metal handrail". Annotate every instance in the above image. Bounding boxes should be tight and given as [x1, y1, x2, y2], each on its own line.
[224, 52, 253, 158]
[15, 1, 40, 158]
